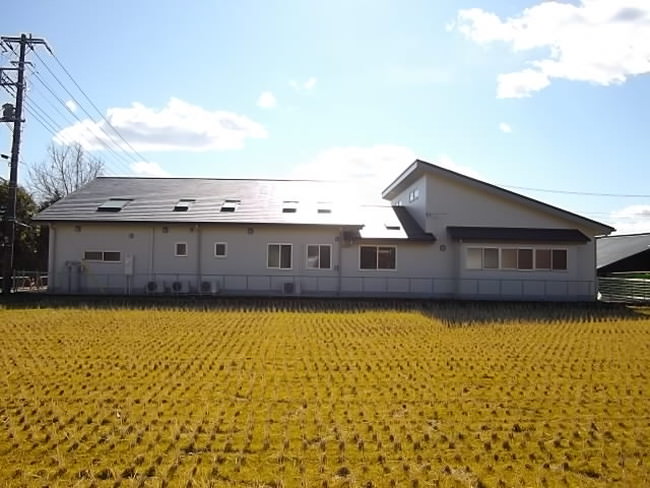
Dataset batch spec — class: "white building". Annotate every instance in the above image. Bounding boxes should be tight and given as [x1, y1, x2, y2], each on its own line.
[34, 160, 614, 300]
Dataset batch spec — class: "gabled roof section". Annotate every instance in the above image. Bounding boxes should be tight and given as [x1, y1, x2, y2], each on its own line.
[597, 233, 650, 269]
[382, 159, 615, 236]
[34, 177, 368, 226]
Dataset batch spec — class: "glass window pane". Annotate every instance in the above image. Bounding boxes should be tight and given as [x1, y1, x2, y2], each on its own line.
[103, 251, 121, 262]
[360, 246, 377, 269]
[377, 247, 396, 269]
[536, 249, 551, 269]
[502, 249, 517, 269]
[268, 244, 279, 268]
[176, 243, 187, 256]
[320, 246, 331, 269]
[552, 249, 567, 270]
[518, 249, 533, 270]
[484, 248, 499, 269]
[280, 245, 292, 269]
[307, 245, 319, 268]
[466, 248, 482, 269]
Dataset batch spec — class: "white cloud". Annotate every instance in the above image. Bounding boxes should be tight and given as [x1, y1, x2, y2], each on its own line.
[54, 97, 268, 152]
[497, 70, 550, 99]
[289, 145, 479, 202]
[290, 77, 317, 91]
[455, 1, 650, 97]
[499, 122, 513, 133]
[65, 100, 77, 113]
[257, 91, 277, 109]
[130, 161, 170, 177]
[609, 204, 650, 234]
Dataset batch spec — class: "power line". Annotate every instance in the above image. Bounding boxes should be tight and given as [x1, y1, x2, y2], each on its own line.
[45, 49, 151, 164]
[27, 55, 141, 169]
[4, 70, 135, 177]
[501, 183, 650, 198]
[25, 72, 132, 173]
[23, 66, 137, 175]
[34, 49, 151, 166]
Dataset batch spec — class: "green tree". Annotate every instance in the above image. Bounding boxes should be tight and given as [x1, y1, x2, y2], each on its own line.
[0, 182, 45, 271]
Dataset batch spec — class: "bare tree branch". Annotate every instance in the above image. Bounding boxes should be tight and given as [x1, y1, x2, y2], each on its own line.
[28, 143, 104, 208]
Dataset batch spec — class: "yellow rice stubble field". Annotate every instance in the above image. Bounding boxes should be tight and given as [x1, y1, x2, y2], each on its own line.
[0, 306, 649, 487]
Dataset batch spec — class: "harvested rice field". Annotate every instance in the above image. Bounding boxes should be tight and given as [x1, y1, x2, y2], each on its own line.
[0, 303, 649, 487]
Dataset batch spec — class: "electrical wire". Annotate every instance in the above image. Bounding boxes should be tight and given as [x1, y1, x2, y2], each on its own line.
[43, 48, 152, 165]
[26, 62, 139, 171]
[501, 184, 650, 198]
[3, 67, 134, 176]
[22, 65, 136, 175]
[33, 49, 150, 168]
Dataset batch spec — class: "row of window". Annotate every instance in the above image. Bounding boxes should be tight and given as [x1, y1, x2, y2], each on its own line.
[466, 247, 568, 271]
[83, 244, 397, 270]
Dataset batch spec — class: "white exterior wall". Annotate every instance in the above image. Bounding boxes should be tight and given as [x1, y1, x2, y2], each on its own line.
[48, 222, 351, 295]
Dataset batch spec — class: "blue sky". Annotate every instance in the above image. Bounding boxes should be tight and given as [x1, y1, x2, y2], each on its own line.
[2, 0, 649, 233]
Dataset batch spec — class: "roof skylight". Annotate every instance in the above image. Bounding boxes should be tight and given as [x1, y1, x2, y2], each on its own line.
[282, 200, 299, 213]
[173, 199, 195, 212]
[96, 198, 132, 212]
[220, 199, 241, 213]
[317, 201, 332, 214]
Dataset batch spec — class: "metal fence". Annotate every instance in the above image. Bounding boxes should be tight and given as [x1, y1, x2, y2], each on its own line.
[0, 270, 48, 293]
[46, 270, 597, 301]
[598, 276, 650, 303]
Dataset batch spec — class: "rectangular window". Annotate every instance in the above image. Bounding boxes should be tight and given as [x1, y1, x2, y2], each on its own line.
[518, 249, 533, 270]
[175, 242, 188, 257]
[360, 245, 396, 270]
[83, 251, 121, 262]
[268, 244, 292, 269]
[103, 251, 121, 262]
[97, 198, 132, 212]
[214, 242, 227, 257]
[83, 251, 103, 261]
[307, 244, 331, 269]
[552, 249, 567, 270]
[408, 188, 420, 203]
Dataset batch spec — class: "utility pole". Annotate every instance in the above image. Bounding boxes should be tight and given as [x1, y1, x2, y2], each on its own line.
[0, 34, 48, 294]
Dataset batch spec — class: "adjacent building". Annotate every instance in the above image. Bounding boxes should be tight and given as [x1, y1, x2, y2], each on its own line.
[34, 160, 615, 300]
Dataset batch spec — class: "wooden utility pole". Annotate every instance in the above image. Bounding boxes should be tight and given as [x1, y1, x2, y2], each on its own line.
[0, 34, 48, 294]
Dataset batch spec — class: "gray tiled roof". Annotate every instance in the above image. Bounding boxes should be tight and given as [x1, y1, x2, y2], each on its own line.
[597, 233, 650, 269]
[34, 177, 431, 241]
[35, 177, 362, 225]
